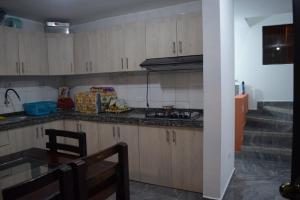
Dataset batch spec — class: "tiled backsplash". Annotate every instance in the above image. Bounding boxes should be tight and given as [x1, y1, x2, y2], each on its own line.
[65, 71, 203, 109]
[0, 71, 203, 114]
[0, 77, 63, 114]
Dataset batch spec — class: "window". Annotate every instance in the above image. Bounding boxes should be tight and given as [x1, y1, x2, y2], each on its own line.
[263, 24, 294, 65]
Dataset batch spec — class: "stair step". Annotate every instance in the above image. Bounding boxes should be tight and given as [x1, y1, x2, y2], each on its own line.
[244, 130, 292, 148]
[263, 106, 293, 121]
[237, 145, 292, 162]
[246, 114, 293, 132]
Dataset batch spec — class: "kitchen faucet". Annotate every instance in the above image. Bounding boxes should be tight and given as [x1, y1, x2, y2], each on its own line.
[4, 89, 21, 105]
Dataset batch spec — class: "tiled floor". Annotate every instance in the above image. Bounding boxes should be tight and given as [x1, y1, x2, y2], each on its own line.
[107, 157, 291, 200]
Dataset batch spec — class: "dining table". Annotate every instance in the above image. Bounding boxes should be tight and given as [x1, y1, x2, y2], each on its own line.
[0, 148, 78, 200]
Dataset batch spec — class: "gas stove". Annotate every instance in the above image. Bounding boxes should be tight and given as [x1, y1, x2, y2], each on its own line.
[145, 108, 201, 120]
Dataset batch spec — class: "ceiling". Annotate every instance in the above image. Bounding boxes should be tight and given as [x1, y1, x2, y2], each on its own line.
[0, 0, 197, 25]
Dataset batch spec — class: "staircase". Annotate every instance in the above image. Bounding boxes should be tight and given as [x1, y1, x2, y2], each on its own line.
[237, 102, 293, 162]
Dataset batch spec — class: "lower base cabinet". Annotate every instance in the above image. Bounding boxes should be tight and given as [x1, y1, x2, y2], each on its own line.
[99, 123, 140, 181]
[1, 120, 203, 193]
[139, 126, 203, 193]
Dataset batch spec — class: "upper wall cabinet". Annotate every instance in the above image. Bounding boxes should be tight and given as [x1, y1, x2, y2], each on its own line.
[106, 21, 146, 72]
[146, 12, 202, 59]
[47, 33, 74, 75]
[74, 32, 97, 74]
[0, 26, 5, 75]
[177, 13, 203, 56]
[0, 26, 48, 76]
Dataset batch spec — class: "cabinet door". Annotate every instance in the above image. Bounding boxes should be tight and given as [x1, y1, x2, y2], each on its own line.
[32, 32, 48, 75]
[99, 123, 118, 162]
[80, 121, 100, 155]
[139, 126, 172, 187]
[87, 32, 97, 73]
[171, 128, 203, 192]
[118, 124, 140, 180]
[3, 27, 20, 75]
[18, 31, 34, 75]
[106, 25, 124, 72]
[146, 17, 177, 58]
[9, 126, 35, 153]
[0, 131, 12, 157]
[64, 120, 79, 146]
[123, 21, 146, 71]
[41, 120, 65, 149]
[0, 26, 5, 75]
[95, 29, 108, 73]
[177, 13, 203, 56]
[74, 32, 89, 74]
[48, 33, 74, 75]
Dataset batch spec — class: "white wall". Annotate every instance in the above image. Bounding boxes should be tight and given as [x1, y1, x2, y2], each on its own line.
[203, 0, 235, 199]
[65, 71, 203, 109]
[234, 0, 293, 109]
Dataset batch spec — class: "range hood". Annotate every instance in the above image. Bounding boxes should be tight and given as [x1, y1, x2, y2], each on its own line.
[140, 55, 203, 71]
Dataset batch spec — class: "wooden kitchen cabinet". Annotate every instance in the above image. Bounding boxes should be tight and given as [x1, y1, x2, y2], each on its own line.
[2, 27, 20, 75]
[0, 26, 5, 75]
[0, 131, 12, 157]
[8, 126, 35, 153]
[139, 126, 203, 192]
[177, 13, 203, 56]
[123, 21, 146, 71]
[19, 31, 48, 75]
[47, 33, 74, 75]
[146, 12, 202, 59]
[106, 22, 146, 72]
[34, 120, 65, 149]
[74, 32, 89, 74]
[146, 17, 177, 59]
[99, 123, 140, 180]
[139, 126, 173, 187]
[64, 120, 99, 155]
[74, 32, 97, 74]
[171, 128, 203, 192]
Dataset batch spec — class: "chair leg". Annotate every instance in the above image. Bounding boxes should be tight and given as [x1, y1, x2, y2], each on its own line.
[116, 144, 130, 200]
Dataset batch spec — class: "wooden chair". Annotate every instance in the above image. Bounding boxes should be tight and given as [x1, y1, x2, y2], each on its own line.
[2, 165, 74, 200]
[69, 143, 130, 200]
[45, 129, 87, 157]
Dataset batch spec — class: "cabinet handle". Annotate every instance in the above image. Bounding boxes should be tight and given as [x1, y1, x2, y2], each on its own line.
[117, 127, 120, 140]
[173, 130, 176, 145]
[71, 62, 73, 73]
[172, 42, 176, 55]
[41, 126, 44, 138]
[121, 58, 124, 69]
[21, 62, 25, 74]
[179, 41, 183, 54]
[76, 123, 79, 132]
[113, 126, 116, 138]
[36, 127, 39, 139]
[89, 61, 92, 72]
[166, 130, 170, 144]
[86, 62, 89, 72]
[126, 58, 128, 69]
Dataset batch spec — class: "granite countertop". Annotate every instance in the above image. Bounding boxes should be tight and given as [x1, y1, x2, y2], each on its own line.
[0, 109, 203, 132]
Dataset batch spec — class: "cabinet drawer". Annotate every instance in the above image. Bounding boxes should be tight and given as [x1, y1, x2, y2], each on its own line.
[0, 131, 10, 147]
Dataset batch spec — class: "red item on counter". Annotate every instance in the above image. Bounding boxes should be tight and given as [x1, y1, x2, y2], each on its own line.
[58, 98, 74, 111]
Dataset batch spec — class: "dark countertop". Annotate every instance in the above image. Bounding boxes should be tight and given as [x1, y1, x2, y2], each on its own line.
[0, 109, 203, 132]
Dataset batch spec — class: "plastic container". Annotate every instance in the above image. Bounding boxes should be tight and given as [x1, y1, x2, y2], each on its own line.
[4, 17, 22, 29]
[23, 101, 57, 116]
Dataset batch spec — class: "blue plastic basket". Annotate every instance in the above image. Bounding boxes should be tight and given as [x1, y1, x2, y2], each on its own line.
[23, 101, 57, 116]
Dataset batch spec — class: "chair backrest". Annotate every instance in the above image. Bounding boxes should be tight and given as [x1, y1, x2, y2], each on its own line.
[2, 165, 74, 200]
[69, 143, 130, 200]
[45, 129, 87, 157]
